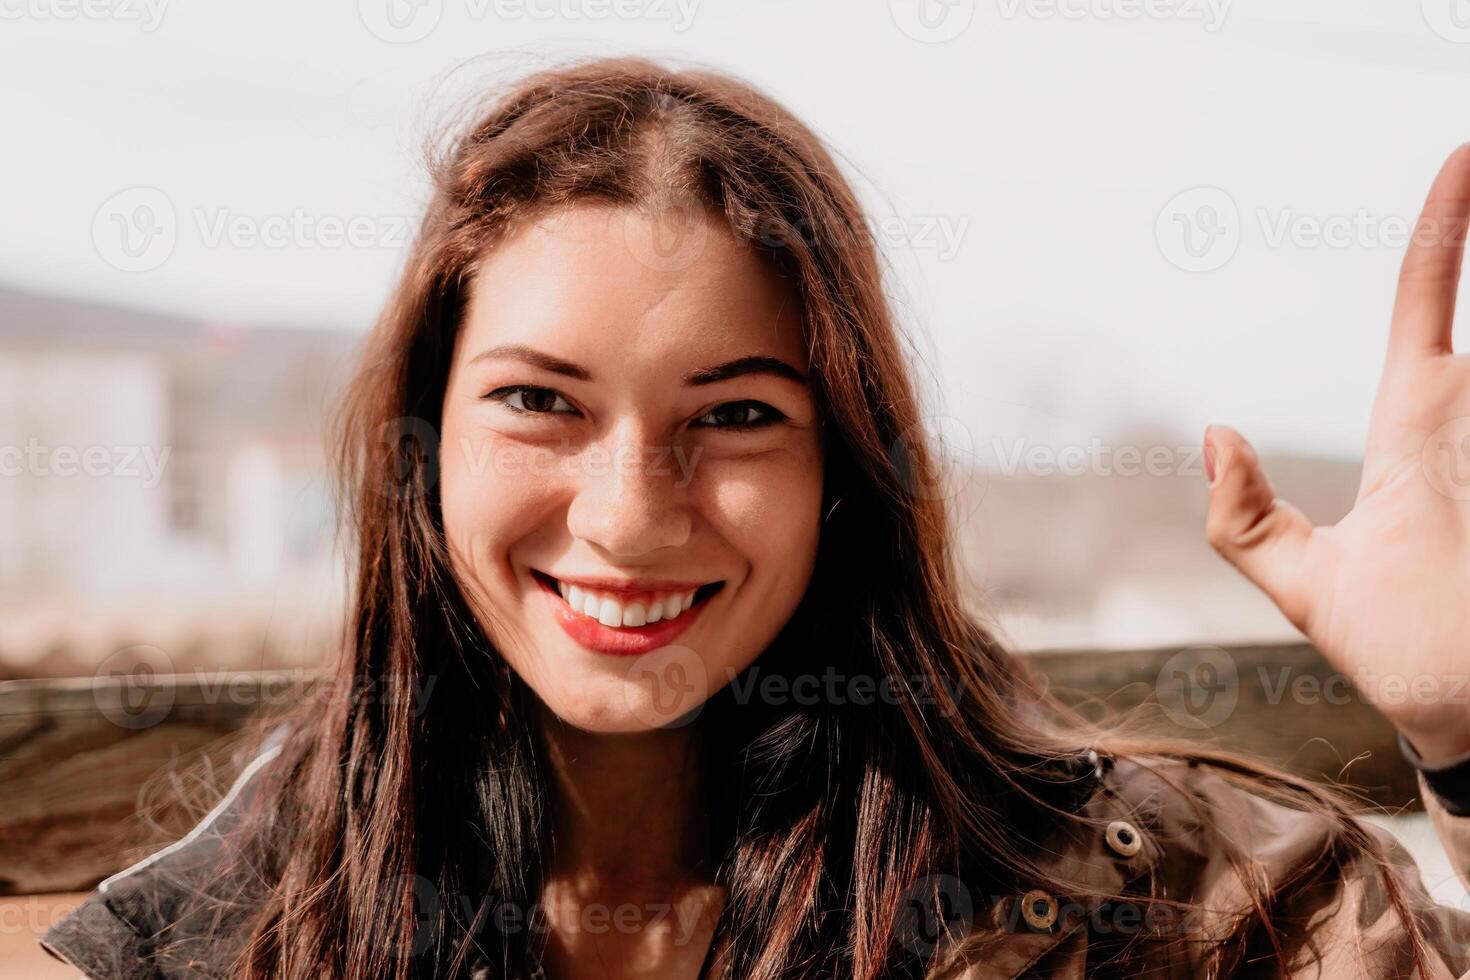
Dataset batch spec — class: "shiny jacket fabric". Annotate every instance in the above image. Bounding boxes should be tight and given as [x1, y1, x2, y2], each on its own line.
[39, 735, 1470, 978]
[933, 754, 1470, 979]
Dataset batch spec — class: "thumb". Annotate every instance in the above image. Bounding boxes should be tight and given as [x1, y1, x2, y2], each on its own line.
[1203, 425, 1316, 630]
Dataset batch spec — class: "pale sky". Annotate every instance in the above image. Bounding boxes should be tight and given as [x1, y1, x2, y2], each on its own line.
[4, 0, 1470, 458]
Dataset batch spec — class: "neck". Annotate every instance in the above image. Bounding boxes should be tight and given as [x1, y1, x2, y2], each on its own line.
[537, 706, 711, 891]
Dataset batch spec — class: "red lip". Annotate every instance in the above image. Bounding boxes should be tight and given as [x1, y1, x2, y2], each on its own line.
[535, 575, 715, 656]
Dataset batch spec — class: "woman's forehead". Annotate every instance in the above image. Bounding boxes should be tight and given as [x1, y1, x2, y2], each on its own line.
[461, 204, 807, 369]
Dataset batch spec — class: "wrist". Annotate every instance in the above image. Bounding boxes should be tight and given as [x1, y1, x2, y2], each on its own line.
[1399, 730, 1470, 817]
[1394, 720, 1470, 766]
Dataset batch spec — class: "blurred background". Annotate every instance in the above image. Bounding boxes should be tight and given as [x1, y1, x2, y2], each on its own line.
[11, 0, 1470, 677]
[5, 0, 1470, 970]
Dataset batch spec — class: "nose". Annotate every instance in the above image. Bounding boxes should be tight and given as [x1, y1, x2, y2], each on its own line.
[564, 422, 693, 559]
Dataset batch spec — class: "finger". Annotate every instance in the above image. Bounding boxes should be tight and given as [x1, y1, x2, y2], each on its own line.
[1203, 425, 1316, 630]
[1389, 142, 1470, 361]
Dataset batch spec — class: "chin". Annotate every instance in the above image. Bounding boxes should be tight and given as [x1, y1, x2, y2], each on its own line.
[537, 690, 706, 734]
[526, 652, 717, 734]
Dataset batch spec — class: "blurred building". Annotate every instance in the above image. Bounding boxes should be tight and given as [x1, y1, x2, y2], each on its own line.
[953, 440, 1360, 652]
[0, 285, 357, 678]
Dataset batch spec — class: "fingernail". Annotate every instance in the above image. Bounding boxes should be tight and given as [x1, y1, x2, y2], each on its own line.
[1203, 426, 1217, 484]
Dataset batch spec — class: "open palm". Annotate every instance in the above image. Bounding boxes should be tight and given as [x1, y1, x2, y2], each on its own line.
[1206, 144, 1470, 764]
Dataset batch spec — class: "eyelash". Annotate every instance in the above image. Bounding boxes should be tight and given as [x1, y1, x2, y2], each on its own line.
[483, 385, 788, 431]
[486, 385, 577, 417]
[691, 400, 788, 431]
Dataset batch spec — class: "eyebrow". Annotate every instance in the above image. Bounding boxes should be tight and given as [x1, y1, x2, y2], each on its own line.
[468, 344, 591, 381]
[468, 344, 808, 387]
[683, 355, 808, 387]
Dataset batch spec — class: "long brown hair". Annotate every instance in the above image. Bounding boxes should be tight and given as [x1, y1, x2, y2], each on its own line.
[200, 55, 1431, 979]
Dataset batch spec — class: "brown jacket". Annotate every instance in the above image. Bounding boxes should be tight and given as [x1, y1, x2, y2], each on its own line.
[934, 755, 1470, 979]
[38, 735, 1470, 978]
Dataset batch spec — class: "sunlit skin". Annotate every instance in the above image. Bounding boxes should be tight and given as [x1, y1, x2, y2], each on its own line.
[1205, 144, 1470, 766]
[428, 145, 1470, 979]
[437, 204, 823, 977]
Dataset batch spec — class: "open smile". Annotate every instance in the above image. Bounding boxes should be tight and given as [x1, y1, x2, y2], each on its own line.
[530, 570, 725, 656]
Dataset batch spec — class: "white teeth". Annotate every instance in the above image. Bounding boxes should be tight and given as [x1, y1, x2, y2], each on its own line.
[550, 578, 709, 629]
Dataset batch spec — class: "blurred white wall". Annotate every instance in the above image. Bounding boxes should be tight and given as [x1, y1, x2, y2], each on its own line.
[0, 352, 168, 595]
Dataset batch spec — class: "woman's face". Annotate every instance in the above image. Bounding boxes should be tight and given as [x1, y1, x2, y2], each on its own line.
[439, 204, 824, 733]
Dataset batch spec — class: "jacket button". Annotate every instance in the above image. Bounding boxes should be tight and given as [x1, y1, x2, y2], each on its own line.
[1105, 819, 1143, 857]
[1019, 889, 1058, 931]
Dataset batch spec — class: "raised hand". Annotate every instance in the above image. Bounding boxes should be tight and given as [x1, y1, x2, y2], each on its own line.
[1204, 144, 1470, 764]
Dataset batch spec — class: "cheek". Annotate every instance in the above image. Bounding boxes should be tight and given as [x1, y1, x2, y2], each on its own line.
[437, 431, 552, 592]
[439, 434, 491, 558]
[702, 446, 823, 600]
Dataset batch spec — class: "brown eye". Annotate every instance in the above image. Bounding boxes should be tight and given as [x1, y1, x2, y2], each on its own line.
[692, 400, 787, 430]
[485, 385, 578, 416]
[517, 388, 558, 413]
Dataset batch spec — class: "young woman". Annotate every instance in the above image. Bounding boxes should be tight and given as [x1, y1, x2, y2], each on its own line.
[40, 56, 1470, 979]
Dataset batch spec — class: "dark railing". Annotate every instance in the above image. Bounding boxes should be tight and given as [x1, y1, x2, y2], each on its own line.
[0, 642, 1419, 896]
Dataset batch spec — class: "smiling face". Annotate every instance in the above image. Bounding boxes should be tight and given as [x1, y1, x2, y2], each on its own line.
[438, 204, 825, 733]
